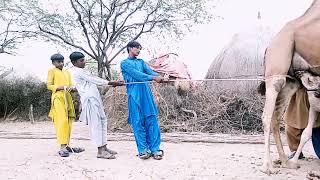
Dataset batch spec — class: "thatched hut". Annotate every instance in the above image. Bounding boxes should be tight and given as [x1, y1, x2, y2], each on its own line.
[205, 24, 274, 91]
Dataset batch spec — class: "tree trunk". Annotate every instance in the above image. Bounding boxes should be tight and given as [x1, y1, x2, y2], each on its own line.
[104, 56, 112, 80]
[106, 65, 112, 80]
[97, 57, 104, 78]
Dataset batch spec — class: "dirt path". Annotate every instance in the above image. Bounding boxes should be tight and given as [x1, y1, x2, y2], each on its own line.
[0, 122, 319, 180]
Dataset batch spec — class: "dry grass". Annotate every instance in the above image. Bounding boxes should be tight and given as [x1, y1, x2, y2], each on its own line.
[103, 83, 265, 134]
[0, 78, 265, 134]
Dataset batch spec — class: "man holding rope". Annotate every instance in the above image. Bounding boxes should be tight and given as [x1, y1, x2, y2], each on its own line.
[69, 52, 124, 159]
[121, 41, 168, 160]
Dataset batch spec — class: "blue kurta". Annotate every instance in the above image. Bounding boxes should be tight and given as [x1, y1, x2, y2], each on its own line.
[121, 57, 161, 154]
[313, 127, 320, 158]
[121, 57, 160, 124]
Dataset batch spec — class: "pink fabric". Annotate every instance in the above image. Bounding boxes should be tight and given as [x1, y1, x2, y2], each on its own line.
[148, 53, 198, 89]
[148, 54, 192, 79]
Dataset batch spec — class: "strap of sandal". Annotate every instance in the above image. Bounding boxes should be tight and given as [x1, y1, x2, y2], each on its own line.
[153, 150, 164, 156]
[59, 148, 69, 157]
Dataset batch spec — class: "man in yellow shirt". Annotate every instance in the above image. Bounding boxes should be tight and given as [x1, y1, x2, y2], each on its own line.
[47, 53, 84, 157]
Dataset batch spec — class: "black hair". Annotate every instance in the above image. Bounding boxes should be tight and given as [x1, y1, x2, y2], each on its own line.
[50, 53, 64, 61]
[69, 51, 85, 65]
[126, 41, 142, 53]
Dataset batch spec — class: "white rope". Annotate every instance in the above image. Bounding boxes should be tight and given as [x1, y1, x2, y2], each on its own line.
[123, 77, 265, 85]
[120, 75, 297, 85]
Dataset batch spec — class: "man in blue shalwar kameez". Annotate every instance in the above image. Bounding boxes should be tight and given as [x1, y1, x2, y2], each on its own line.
[121, 41, 166, 160]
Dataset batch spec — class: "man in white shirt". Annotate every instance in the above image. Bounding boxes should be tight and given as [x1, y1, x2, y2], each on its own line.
[69, 51, 124, 159]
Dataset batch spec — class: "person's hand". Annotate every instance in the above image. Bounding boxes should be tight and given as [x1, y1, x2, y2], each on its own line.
[153, 76, 164, 83]
[67, 86, 77, 92]
[108, 81, 125, 87]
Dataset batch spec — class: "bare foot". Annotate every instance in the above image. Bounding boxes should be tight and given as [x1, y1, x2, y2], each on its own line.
[105, 147, 117, 155]
[97, 151, 116, 159]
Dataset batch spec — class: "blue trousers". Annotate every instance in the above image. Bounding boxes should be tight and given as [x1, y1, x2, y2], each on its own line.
[131, 115, 161, 154]
[312, 126, 320, 158]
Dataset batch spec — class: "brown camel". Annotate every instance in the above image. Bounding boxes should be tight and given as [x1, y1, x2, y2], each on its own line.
[261, 0, 320, 175]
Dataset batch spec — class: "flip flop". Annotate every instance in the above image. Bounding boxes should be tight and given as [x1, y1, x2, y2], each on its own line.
[66, 146, 85, 153]
[58, 148, 70, 157]
[152, 150, 164, 160]
[137, 152, 152, 160]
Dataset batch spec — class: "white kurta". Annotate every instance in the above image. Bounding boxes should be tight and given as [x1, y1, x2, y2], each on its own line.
[70, 67, 109, 147]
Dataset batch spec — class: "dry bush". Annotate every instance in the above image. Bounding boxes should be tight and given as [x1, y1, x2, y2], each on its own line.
[0, 77, 265, 134]
[104, 83, 265, 134]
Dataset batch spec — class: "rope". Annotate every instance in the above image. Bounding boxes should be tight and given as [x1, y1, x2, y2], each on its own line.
[123, 77, 265, 85]
[120, 75, 299, 85]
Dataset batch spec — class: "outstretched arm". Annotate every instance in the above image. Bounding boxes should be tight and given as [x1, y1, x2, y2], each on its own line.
[79, 71, 109, 85]
[121, 61, 155, 82]
[143, 61, 160, 76]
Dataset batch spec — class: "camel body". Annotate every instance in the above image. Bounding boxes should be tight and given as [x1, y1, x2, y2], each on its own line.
[261, 0, 320, 175]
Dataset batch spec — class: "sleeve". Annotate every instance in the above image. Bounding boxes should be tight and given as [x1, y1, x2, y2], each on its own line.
[47, 70, 58, 92]
[79, 70, 109, 85]
[67, 71, 74, 86]
[143, 61, 160, 76]
[121, 60, 154, 82]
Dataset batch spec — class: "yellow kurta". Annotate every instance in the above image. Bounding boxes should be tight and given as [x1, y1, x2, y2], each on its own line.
[47, 68, 75, 145]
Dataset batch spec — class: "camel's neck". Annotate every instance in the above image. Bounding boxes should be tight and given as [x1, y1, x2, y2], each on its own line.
[303, 0, 320, 16]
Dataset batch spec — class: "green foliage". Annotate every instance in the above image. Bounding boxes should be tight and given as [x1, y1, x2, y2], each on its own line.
[0, 76, 50, 119]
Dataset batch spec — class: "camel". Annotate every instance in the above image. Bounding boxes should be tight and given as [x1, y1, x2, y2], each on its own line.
[260, 0, 320, 174]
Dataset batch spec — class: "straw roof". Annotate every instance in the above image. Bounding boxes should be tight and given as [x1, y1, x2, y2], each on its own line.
[205, 25, 274, 90]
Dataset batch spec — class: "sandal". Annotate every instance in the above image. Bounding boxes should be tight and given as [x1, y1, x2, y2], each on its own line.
[58, 148, 70, 157]
[152, 150, 164, 160]
[66, 146, 85, 153]
[97, 151, 116, 159]
[137, 152, 152, 160]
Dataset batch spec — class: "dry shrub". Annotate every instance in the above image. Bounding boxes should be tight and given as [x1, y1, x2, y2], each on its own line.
[0, 77, 265, 134]
[104, 83, 265, 134]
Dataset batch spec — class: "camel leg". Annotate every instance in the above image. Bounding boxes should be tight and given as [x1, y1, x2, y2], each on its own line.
[288, 106, 318, 168]
[271, 79, 300, 167]
[260, 77, 286, 175]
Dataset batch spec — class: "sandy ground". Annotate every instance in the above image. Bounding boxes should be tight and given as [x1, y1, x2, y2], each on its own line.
[0, 122, 319, 180]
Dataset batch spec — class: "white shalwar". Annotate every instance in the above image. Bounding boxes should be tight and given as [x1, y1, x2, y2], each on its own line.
[70, 67, 109, 147]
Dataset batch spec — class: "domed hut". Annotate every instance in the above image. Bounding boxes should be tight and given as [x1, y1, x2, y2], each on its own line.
[205, 25, 274, 92]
